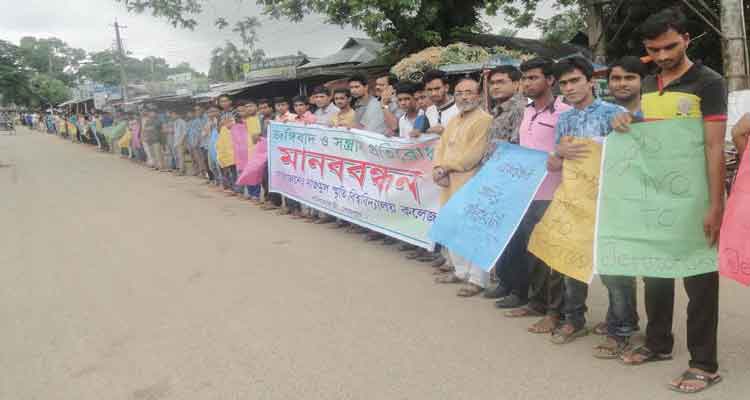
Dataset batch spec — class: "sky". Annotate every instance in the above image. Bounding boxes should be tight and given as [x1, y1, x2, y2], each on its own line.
[0, 0, 549, 74]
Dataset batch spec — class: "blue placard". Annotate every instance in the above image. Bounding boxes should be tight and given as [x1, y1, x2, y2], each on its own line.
[429, 142, 549, 271]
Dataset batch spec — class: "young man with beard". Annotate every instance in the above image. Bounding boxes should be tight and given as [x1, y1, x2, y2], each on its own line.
[310, 86, 339, 126]
[433, 77, 493, 297]
[422, 69, 459, 135]
[503, 58, 571, 333]
[612, 8, 726, 393]
[546, 57, 625, 345]
[349, 74, 387, 135]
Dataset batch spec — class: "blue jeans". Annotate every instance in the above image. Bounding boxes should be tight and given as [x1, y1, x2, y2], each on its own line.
[562, 276, 588, 330]
[600, 275, 639, 338]
[246, 185, 261, 198]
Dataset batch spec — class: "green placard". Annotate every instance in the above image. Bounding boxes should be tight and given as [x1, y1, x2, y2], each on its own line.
[595, 118, 717, 278]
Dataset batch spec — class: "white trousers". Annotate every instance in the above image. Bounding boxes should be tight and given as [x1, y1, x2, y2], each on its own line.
[450, 251, 489, 288]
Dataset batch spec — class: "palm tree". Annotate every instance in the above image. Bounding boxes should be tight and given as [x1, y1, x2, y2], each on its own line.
[209, 41, 249, 82]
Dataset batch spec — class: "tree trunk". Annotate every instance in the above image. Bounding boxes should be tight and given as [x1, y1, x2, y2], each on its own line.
[584, 0, 607, 64]
[721, 0, 749, 91]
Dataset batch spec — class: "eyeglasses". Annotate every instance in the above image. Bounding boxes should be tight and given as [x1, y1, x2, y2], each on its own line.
[454, 91, 478, 98]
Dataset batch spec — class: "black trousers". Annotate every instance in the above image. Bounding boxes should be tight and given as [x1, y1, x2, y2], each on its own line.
[643, 272, 719, 373]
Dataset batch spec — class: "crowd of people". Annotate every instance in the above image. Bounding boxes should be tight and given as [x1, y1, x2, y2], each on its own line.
[26, 8, 750, 394]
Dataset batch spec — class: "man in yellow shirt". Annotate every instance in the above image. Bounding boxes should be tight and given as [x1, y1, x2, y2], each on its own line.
[433, 77, 493, 297]
[216, 114, 237, 194]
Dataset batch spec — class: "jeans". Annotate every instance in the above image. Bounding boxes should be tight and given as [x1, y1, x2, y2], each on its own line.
[221, 165, 238, 191]
[247, 185, 261, 198]
[496, 200, 550, 301]
[600, 275, 639, 338]
[643, 272, 719, 373]
[562, 276, 588, 329]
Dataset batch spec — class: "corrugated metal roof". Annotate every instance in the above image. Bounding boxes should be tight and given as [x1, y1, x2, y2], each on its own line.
[192, 77, 288, 100]
[298, 37, 383, 69]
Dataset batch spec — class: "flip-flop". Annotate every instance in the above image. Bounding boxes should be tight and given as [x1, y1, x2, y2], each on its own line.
[668, 370, 722, 394]
[435, 274, 462, 284]
[457, 284, 484, 297]
[505, 307, 544, 318]
[619, 346, 673, 366]
[593, 337, 630, 359]
[550, 324, 589, 344]
[593, 321, 608, 336]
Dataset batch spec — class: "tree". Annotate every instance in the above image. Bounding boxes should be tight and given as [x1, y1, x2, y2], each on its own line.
[18, 36, 87, 85]
[29, 74, 70, 106]
[0, 40, 33, 106]
[536, 9, 585, 45]
[208, 41, 249, 82]
[117, 0, 542, 59]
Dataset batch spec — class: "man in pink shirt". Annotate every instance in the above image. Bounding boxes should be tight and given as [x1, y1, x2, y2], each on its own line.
[499, 59, 571, 337]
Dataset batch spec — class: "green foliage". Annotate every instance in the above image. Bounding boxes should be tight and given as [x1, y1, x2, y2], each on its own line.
[117, 0, 203, 29]
[208, 41, 248, 82]
[0, 40, 33, 106]
[18, 36, 86, 85]
[29, 74, 70, 106]
[536, 9, 585, 45]
[76, 50, 203, 85]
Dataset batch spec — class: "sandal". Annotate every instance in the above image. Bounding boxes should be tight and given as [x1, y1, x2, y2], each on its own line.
[438, 264, 454, 273]
[457, 284, 484, 297]
[619, 346, 673, 366]
[669, 370, 722, 394]
[504, 307, 544, 319]
[593, 336, 630, 359]
[527, 315, 559, 334]
[435, 274, 462, 284]
[593, 321, 608, 336]
[550, 323, 589, 344]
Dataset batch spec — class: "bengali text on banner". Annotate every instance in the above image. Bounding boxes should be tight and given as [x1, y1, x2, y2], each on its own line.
[429, 142, 548, 272]
[528, 138, 602, 283]
[594, 119, 717, 278]
[267, 122, 441, 250]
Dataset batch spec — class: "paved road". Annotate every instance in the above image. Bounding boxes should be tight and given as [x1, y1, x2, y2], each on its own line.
[1, 128, 749, 399]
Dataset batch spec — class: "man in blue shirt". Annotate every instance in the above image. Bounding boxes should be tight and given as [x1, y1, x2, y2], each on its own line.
[546, 57, 624, 345]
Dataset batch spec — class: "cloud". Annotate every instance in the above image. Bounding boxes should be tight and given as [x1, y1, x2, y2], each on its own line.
[0, 0, 547, 75]
[0, 0, 363, 74]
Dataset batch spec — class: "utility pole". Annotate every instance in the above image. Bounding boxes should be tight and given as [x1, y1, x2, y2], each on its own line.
[114, 20, 129, 102]
[721, 0, 749, 91]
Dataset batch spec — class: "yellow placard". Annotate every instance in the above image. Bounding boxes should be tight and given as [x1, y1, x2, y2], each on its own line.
[528, 138, 602, 283]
